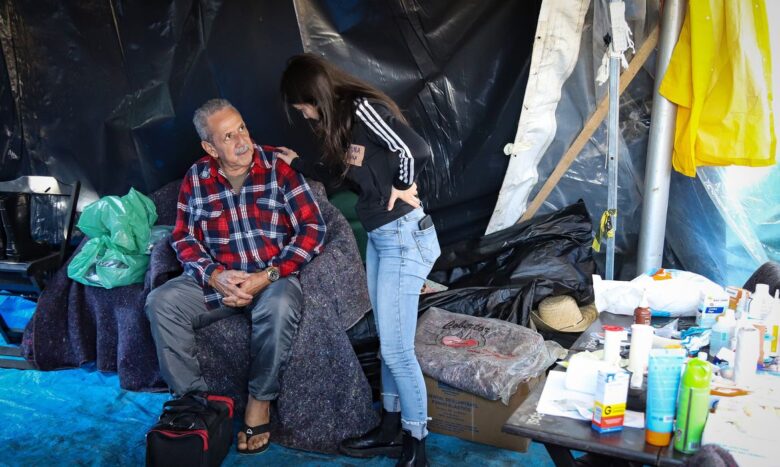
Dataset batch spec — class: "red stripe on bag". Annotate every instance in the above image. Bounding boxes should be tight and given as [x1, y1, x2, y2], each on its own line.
[207, 395, 235, 418]
[150, 429, 209, 451]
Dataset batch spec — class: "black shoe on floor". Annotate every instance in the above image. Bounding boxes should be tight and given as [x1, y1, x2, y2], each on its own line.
[339, 410, 403, 458]
[396, 430, 428, 467]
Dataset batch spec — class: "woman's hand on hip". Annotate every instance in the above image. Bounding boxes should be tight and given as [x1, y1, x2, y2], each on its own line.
[387, 182, 420, 211]
[275, 146, 299, 166]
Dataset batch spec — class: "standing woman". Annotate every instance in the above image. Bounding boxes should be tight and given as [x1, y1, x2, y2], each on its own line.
[278, 54, 440, 467]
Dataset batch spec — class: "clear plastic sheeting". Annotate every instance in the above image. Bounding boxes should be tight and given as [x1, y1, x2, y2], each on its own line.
[492, 0, 779, 285]
[415, 307, 565, 404]
[519, 0, 659, 279]
[676, 166, 780, 287]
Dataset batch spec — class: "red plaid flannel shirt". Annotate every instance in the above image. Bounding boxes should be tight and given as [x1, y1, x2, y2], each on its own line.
[171, 144, 326, 308]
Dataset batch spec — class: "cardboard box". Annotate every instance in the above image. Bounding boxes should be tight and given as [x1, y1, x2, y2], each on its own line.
[424, 374, 544, 452]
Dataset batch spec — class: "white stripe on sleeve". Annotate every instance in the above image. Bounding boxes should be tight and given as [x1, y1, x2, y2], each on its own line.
[356, 99, 414, 185]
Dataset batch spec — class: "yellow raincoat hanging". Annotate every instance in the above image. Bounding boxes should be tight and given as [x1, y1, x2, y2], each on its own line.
[659, 0, 775, 177]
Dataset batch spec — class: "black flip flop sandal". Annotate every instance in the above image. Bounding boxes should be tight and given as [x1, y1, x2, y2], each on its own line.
[237, 423, 271, 455]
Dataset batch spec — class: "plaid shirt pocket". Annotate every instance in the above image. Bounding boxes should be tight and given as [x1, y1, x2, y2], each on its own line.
[255, 190, 289, 239]
[193, 203, 230, 252]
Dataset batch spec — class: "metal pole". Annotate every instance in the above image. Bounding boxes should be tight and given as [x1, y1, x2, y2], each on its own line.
[605, 50, 620, 280]
[636, 0, 687, 274]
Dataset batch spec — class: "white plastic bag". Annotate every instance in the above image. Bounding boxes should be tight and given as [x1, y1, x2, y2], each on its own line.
[593, 269, 724, 317]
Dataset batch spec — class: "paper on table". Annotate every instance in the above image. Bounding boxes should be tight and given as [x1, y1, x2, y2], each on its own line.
[702, 376, 780, 467]
[536, 371, 645, 429]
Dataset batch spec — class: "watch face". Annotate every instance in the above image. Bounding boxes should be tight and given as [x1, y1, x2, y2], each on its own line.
[267, 267, 280, 281]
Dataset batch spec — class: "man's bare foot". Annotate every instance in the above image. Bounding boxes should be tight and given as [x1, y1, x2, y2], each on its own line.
[237, 397, 270, 452]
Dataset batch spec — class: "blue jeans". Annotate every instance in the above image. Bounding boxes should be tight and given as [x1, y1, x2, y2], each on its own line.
[366, 208, 441, 440]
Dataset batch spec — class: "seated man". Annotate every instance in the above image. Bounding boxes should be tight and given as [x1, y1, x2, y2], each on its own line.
[145, 98, 326, 454]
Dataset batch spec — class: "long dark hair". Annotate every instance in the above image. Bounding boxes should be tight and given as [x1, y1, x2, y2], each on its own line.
[280, 53, 406, 178]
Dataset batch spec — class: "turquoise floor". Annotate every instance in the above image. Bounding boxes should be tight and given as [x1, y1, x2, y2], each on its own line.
[0, 364, 555, 466]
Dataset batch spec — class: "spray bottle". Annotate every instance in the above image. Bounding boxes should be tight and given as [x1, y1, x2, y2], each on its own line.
[674, 353, 711, 454]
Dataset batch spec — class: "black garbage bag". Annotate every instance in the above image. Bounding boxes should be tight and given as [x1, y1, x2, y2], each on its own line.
[420, 286, 526, 322]
[430, 200, 596, 289]
[422, 201, 597, 330]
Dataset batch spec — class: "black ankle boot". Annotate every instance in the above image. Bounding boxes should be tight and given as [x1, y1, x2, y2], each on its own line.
[339, 410, 403, 458]
[396, 430, 428, 467]
[0, 193, 50, 261]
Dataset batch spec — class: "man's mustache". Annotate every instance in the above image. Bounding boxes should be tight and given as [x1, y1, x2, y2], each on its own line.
[234, 144, 251, 155]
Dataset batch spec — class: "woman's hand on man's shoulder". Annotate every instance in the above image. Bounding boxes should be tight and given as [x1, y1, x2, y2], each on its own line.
[275, 146, 299, 166]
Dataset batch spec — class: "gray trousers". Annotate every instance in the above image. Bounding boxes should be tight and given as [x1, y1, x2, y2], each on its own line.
[145, 274, 302, 400]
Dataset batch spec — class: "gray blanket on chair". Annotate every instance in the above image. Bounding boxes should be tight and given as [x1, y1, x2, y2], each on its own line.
[21, 180, 377, 452]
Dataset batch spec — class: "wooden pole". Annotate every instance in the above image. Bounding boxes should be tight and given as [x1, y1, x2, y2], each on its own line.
[518, 25, 660, 223]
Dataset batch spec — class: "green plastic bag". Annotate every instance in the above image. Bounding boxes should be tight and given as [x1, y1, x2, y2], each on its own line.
[67, 188, 160, 289]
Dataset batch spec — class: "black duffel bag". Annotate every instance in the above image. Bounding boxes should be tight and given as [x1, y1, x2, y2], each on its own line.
[146, 392, 234, 467]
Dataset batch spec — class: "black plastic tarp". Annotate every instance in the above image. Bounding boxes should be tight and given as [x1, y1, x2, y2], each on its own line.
[0, 0, 542, 246]
[0, 19, 21, 181]
[0, 1, 306, 207]
[421, 200, 597, 337]
[295, 0, 542, 244]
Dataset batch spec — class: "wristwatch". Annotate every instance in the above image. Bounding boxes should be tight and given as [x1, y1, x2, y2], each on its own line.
[265, 266, 280, 282]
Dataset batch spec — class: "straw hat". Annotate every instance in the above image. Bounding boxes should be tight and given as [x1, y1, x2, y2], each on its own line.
[531, 295, 598, 333]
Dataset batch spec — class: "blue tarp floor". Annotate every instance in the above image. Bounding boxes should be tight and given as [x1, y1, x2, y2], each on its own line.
[0, 364, 556, 466]
[0, 293, 556, 465]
